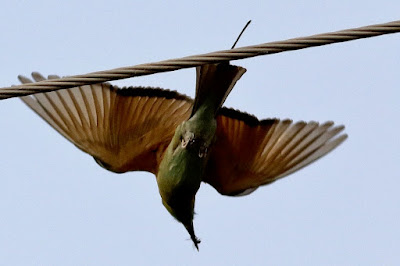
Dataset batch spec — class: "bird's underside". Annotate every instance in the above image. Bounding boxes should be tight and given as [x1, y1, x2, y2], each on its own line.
[18, 72, 347, 196]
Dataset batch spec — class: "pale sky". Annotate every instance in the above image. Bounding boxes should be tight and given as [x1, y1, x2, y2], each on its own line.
[0, 1, 399, 265]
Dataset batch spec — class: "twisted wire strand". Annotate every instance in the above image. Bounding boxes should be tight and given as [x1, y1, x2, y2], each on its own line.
[1, 20, 399, 99]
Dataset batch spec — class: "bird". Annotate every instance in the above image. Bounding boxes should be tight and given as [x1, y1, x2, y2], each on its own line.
[18, 62, 347, 250]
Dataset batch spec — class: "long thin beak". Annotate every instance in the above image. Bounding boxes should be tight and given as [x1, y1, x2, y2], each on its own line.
[184, 222, 201, 251]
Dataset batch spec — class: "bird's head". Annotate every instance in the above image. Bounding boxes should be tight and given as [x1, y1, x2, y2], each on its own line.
[162, 194, 201, 250]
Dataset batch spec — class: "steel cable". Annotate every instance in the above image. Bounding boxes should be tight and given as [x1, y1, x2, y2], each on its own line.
[1, 20, 399, 99]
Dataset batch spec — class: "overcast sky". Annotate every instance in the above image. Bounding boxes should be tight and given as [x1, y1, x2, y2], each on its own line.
[0, 1, 399, 265]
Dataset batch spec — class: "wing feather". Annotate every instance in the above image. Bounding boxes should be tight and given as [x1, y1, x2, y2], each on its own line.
[203, 108, 347, 196]
[19, 73, 193, 174]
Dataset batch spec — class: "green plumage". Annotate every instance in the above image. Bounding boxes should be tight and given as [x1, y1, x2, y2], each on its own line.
[156, 63, 246, 249]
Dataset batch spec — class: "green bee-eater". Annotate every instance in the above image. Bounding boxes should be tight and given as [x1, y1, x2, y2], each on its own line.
[18, 63, 347, 250]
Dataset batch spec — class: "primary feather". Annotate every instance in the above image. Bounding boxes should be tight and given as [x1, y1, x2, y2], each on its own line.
[20, 73, 192, 174]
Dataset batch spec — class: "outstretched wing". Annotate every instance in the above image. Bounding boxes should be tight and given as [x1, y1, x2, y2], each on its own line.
[203, 108, 347, 196]
[19, 73, 193, 174]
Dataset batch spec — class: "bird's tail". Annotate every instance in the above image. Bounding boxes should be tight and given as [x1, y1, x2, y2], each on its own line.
[190, 63, 246, 117]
